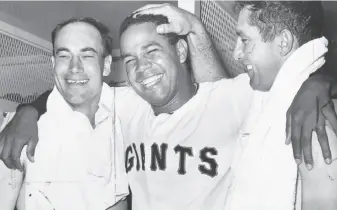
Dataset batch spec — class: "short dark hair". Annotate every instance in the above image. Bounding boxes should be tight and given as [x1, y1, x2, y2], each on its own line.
[119, 14, 192, 73]
[234, 1, 324, 46]
[119, 14, 186, 46]
[51, 17, 113, 57]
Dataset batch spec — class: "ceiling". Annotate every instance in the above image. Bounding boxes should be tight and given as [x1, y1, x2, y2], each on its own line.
[1, 1, 337, 48]
[0, 1, 176, 49]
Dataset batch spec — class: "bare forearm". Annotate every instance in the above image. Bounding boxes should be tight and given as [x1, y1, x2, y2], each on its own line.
[16, 90, 51, 119]
[187, 19, 229, 82]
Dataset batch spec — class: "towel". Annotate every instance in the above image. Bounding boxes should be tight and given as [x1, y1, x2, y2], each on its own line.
[19, 84, 127, 210]
[226, 37, 329, 210]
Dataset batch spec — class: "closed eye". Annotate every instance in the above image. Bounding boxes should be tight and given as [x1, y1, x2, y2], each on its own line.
[148, 49, 158, 54]
[57, 55, 70, 58]
[82, 55, 94, 58]
[125, 59, 135, 65]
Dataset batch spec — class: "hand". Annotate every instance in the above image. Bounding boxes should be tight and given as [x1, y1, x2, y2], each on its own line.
[286, 75, 337, 170]
[133, 3, 202, 35]
[0, 106, 39, 171]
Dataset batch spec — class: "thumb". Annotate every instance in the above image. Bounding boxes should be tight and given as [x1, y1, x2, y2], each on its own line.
[26, 136, 38, 163]
[322, 101, 337, 136]
[157, 23, 181, 34]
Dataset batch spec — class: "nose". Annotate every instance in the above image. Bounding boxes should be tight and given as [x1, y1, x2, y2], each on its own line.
[233, 39, 244, 61]
[137, 57, 152, 73]
[69, 56, 84, 73]
[135, 58, 152, 83]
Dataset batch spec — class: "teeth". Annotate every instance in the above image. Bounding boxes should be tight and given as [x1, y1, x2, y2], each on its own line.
[141, 74, 163, 87]
[67, 80, 89, 84]
[246, 65, 253, 70]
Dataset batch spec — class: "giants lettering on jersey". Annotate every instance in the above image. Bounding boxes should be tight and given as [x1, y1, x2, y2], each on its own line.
[125, 143, 218, 177]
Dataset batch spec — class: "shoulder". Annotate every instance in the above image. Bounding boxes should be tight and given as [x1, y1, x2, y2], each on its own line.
[200, 73, 250, 90]
[114, 86, 151, 123]
[200, 73, 252, 99]
[199, 73, 253, 108]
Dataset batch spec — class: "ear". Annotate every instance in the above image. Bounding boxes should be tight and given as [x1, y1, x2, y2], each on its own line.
[103, 55, 112, 77]
[278, 29, 294, 57]
[175, 39, 188, 63]
[51, 56, 55, 69]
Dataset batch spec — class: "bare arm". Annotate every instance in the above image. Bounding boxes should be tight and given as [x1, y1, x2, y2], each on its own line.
[0, 90, 51, 170]
[185, 19, 229, 81]
[134, 3, 229, 82]
[286, 72, 337, 169]
[16, 89, 51, 119]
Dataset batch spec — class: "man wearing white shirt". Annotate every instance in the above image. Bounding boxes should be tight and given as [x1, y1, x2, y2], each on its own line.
[134, 2, 337, 210]
[0, 17, 129, 210]
[2, 4, 337, 210]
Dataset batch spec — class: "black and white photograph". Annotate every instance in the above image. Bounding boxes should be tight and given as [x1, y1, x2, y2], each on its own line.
[0, 1, 336, 210]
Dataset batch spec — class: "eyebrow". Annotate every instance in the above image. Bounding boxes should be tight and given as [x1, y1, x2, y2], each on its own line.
[81, 47, 98, 54]
[55, 47, 70, 54]
[121, 53, 131, 60]
[121, 42, 162, 59]
[142, 41, 162, 49]
[55, 47, 98, 55]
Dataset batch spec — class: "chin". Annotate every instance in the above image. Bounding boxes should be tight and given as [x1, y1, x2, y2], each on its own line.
[148, 95, 171, 107]
[250, 82, 270, 92]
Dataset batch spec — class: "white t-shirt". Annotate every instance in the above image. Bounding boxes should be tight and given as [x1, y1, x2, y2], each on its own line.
[115, 74, 253, 210]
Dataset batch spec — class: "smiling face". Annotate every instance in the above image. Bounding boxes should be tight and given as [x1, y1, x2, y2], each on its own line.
[52, 22, 111, 107]
[233, 7, 283, 91]
[120, 22, 188, 106]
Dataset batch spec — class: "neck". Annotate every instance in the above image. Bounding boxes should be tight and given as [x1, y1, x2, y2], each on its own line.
[152, 78, 197, 115]
[71, 92, 101, 128]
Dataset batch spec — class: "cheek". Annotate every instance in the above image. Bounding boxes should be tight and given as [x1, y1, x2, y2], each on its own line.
[84, 60, 104, 70]
[126, 69, 137, 85]
[156, 57, 178, 77]
[53, 65, 67, 77]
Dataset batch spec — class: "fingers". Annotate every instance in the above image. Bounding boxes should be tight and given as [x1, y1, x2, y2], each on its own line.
[291, 123, 302, 165]
[156, 23, 182, 34]
[133, 4, 169, 16]
[11, 140, 25, 172]
[26, 137, 37, 163]
[322, 101, 337, 137]
[316, 119, 332, 164]
[285, 109, 291, 145]
[301, 126, 313, 170]
[0, 136, 14, 169]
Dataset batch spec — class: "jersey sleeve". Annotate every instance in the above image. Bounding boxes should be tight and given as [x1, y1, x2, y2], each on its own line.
[114, 87, 150, 125]
[210, 73, 253, 128]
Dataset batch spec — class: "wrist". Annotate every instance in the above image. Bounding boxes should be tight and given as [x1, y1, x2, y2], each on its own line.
[188, 14, 205, 35]
[306, 74, 332, 90]
[16, 105, 39, 122]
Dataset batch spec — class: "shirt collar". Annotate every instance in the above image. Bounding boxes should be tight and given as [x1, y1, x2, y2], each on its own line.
[48, 83, 114, 127]
[95, 83, 114, 125]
